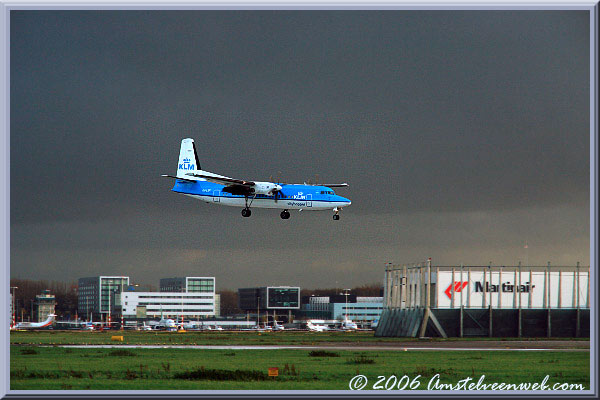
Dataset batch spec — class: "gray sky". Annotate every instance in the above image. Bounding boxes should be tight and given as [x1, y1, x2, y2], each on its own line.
[10, 10, 590, 289]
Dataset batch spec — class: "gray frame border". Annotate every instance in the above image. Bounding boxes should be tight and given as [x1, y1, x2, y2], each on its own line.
[1, 1, 597, 398]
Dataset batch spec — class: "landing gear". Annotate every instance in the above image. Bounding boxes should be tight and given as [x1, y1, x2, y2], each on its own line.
[333, 207, 341, 220]
[280, 210, 290, 220]
[241, 195, 256, 217]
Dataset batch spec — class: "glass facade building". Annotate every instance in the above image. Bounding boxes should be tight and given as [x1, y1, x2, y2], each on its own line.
[160, 277, 215, 293]
[77, 276, 130, 319]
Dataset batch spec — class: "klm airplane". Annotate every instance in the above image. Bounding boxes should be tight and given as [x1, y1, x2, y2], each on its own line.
[162, 138, 351, 220]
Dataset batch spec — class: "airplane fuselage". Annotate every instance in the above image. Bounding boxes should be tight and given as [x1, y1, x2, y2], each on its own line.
[172, 180, 350, 211]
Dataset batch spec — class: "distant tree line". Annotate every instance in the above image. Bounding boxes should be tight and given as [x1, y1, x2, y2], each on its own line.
[300, 283, 383, 298]
[9, 279, 78, 321]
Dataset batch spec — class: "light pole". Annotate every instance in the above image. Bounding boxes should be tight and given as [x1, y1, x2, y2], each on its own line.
[181, 284, 185, 330]
[10, 287, 18, 328]
[340, 289, 351, 324]
[257, 296, 260, 328]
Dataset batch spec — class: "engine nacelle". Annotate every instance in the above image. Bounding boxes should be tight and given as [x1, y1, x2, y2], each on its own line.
[254, 182, 282, 196]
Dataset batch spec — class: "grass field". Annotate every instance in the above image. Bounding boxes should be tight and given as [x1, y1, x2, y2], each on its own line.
[9, 330, 591, 346]
[9, 331, 590, 391]
[10, 346, 589, 390]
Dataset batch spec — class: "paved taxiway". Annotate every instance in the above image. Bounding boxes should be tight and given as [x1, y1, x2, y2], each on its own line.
[49, 340, 589, 352]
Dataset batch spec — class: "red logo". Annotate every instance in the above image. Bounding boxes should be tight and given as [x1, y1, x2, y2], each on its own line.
[445, 281, 468, 299]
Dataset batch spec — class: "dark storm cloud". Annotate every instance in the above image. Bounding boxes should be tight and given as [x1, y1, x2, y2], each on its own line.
[10, 11, 590, 286]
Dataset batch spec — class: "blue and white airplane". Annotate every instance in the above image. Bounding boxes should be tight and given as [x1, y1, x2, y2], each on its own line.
[162, 138, 351, 220]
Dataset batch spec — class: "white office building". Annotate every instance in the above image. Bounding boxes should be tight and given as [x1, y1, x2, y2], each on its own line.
[116, 291, 216, 319]
[115, 277, 217, 319]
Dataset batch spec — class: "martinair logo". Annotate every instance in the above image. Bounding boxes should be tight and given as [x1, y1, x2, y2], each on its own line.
[445, 281, 468, 299]
[445, 280, 535, 299]
[178, 157, 195, 170]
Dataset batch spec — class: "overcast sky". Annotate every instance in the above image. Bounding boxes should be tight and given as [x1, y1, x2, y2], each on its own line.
[10, 10, 590, 289]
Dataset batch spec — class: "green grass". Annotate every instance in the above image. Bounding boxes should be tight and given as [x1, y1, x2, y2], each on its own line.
[9, 330, 591, 346]
[10, 346, 589, 390]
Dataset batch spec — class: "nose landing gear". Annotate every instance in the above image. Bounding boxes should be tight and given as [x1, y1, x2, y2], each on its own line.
[333, 207, 341, 220]
[280, 210, 290, 219]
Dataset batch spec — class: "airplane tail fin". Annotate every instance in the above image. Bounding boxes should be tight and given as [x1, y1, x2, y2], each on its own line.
[176, 138, 202, 178]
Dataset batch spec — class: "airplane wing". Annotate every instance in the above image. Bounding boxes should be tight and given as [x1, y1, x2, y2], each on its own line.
[320, 183, 349, 188]
[161, 174, 198, 183]
[185, 173, 255, 187]
[185, 173, 257, 196]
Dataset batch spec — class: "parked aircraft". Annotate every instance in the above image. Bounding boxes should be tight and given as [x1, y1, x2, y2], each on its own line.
[162, 138, 351, 220]
[14, 314, 56, 330]
[306, 320, 329, 332]
[341, 318, 358, 330]
[370, 318, 379, 330]
[156, 317, 177, 331]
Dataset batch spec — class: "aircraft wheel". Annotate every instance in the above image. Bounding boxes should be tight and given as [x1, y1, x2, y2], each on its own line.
[280, 210, 290, 219]
[333, 214, 340, 220]
[242, 208, 251, 217]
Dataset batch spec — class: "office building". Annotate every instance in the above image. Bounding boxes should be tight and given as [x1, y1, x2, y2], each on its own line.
[77, 276, 130, 320]
[114, 291, 216, 319]
[160, 277, 215, 293]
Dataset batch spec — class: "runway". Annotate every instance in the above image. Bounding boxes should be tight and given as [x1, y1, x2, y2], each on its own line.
[49, 340, 589, 352]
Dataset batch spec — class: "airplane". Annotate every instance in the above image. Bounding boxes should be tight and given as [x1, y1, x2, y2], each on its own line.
[162, 138, 351, 220]
[14, 314, 56, 330]
[370, 318, 379, 330]
[340, 318, 358, 330]
[151, 309, 178, 331]
[306, 320, 329, 332]
[272, 321, 285, 331]
[156, 317, 177, 331]
[140, 322, 153, 331]
[81, 321, 95, 330]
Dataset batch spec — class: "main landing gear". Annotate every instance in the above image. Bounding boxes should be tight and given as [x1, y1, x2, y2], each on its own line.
[241, 195, 255, 218]
[280, 210, 290, 220]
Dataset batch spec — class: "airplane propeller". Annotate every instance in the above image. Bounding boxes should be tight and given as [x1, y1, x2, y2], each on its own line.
[270, 171, 285, 202]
